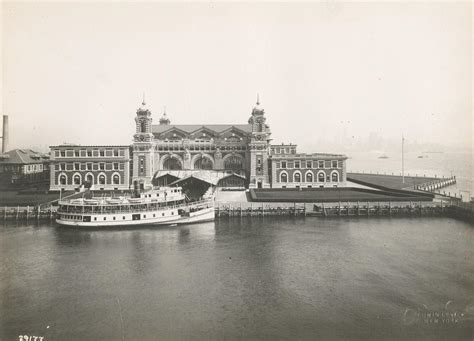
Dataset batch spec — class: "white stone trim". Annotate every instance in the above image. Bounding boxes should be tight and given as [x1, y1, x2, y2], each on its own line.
[304, 170, 314, 183]
[317, 170, 326, 182]
[293, 170, 302, 183]
[279, 170, 289, 183]
[97, 172, 107, 185]
[72, 172, 82, 185]
[58, 172, 68, 185]
[111, 172, 121, 185]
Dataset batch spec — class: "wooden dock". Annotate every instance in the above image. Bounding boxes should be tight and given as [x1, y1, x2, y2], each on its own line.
[1, 199, 472, 224]
[216, 200, 473, 223]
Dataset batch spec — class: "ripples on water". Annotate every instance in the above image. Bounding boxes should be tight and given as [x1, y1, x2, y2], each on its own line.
[1, 217, 472, 340]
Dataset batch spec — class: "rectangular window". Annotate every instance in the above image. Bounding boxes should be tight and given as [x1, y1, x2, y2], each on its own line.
[306, 161, 312, 168]
[318, 160, 325, 168]
[80, 150, 86, 157]
[113, 162, 119, 170]
[86, 163, 92, 170]
[281, 161, 287, 169]
[99, 163, 105, 170]
[74, 150, 79, 157]
[60, 151, 65, 157]
[332, 160, 338, 168]
[114, 149, 119, 157]
[74, 163, 80, 170]
[87, 150, 92, 157]
[294, 161, 300, 169]
[325, 161, 331, 169]
[99, 150, 105, 157]
[60, 163, 66, 171]
[287, 162, 294, 169]
[55, 151, 60, 157]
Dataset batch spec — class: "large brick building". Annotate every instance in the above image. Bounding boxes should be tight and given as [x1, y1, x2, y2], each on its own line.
[132, 98, 347, 190]
[48, 98, 347, 192]
[49, 145, 130, 191]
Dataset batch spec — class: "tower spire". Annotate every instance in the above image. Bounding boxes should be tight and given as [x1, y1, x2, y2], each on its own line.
[142, 92, 146, 105]
[256, 93, 260, 105]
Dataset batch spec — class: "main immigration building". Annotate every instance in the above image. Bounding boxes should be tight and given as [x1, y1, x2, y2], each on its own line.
[49, 98, 347, 191]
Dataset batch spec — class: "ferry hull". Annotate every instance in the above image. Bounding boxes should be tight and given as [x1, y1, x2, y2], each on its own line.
[56, 207, 215, 228]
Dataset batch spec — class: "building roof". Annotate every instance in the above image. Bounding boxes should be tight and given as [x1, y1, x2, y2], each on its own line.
[152, 124, 252, 135]
[270, 153, 347, 159]
[49, 145, 130, 148]
[0, 149, 50, 164]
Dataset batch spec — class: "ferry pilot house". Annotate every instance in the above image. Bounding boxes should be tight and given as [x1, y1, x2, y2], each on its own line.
[49, 98, 347, 191]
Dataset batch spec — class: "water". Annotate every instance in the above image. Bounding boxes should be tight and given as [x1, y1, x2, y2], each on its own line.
[1, 218, 473, 340]
[347, 150, 473, 200]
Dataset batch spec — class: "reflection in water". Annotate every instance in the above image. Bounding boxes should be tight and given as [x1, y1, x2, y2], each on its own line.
[1, 217, 473, 340]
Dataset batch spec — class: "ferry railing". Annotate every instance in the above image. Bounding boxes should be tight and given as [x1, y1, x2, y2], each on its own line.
[57, 198, 214, 215]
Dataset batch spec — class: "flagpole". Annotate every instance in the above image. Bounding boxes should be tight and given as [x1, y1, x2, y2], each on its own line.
[402, 135, 405, 184]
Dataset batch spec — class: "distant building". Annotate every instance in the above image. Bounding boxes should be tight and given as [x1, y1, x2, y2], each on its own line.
[0, 149, 50, 189]
[49, 145, 130, 191]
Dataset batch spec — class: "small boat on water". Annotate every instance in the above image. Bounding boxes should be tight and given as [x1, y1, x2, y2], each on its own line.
[378, 154, 389, 159]
[56, 186, 215, 227]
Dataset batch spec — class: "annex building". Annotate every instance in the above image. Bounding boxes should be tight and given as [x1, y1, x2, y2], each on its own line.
[49, 98, 347, 192]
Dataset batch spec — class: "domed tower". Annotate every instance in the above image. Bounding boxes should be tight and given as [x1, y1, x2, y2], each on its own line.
[132, 96, 155, 191]
[159, 107, 171, 125]
[248, 95, 271, 188]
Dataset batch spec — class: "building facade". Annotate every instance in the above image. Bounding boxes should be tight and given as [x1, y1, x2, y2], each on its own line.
[0, 149, 50, 189]
[131, 98, 347, 189]
[49, 145, 130, 191]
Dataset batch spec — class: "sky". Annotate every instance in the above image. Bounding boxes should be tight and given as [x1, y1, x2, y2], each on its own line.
[1, 1, 472, 153]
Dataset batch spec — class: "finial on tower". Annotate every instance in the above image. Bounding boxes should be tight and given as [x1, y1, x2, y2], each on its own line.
[256, 93, 260, 105]
[142, 92, 146, 106]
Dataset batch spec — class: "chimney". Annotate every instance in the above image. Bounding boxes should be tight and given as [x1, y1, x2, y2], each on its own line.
[2, 115, 8, 153]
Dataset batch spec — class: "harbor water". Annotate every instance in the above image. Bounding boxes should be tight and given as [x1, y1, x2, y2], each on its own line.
[1, 217, 472, 340]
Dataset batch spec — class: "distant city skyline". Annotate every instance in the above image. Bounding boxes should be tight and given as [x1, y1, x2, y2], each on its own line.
[2, 2, 472, 153]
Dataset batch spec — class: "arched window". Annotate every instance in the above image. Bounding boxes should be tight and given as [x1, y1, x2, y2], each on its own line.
[60, 175, 67, 185]
[163, 157, 182, 170]
[140, 120, 147, 133]
[99, 174, 106, 185]
[194, 157, 213, 170]
[73, 174, 81, 185]
[86, 174, 94, 184]
[113, 174, 120, 185]
[280, 172, 288, 183]
[306, 172, 313, 183]
[332, 172, 339, 182]
[224, 155, 243, 170]
[318, 172, 325, 182]
[294, 172, 301, 182]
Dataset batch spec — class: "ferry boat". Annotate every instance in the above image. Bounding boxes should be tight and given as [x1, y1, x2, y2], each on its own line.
[56, 187, 215, 227]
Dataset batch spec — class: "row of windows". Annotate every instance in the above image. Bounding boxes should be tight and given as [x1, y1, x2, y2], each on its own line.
[60, 211, 175, 222]
[271, 147, 297, 154]
[54, 149, 125, 158]
[57, 162, 124, 171]
[277, 160, 341, 169]
[58, 172, 122, 185]
[279, 171, 339, 183]
[157, 145, 247, 152]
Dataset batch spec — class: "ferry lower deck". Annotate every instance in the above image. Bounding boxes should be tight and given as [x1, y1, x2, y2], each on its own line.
[56, 199, 214, 227]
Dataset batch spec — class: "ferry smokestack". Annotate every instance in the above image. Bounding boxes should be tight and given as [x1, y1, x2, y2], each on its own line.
[2, 115, 8, 153]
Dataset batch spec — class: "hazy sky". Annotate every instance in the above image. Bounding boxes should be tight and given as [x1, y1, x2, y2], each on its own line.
[1, 1, 472, 152]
